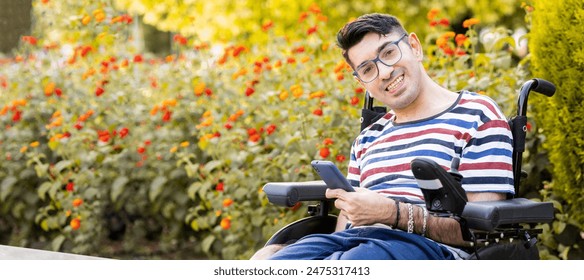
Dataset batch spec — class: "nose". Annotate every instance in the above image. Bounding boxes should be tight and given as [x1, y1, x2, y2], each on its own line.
[376, 61, 394, 81]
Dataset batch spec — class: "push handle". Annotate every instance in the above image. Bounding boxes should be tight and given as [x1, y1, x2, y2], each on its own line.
[531, 78, 556, 97]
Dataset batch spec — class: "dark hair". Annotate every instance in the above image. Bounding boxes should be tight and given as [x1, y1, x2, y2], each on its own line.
[336, 13, 407, 66]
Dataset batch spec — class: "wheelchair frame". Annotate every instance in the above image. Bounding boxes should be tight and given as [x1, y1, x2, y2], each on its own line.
[262, 78, 556, 260]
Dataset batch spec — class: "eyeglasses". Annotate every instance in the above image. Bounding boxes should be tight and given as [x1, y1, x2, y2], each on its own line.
[353, 34, 408, 83]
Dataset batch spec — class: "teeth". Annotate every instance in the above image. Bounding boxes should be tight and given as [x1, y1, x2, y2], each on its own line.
[386, 76, 404, 91]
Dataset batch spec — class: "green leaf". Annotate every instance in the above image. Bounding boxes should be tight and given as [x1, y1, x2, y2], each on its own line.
[201, 235, 216, 253]
[149, 176, 168, 202]
[54, 160, 74, 173]
[1, 176, 17, 202]
[203, 160, 223, 172]
[48, 181, 61, 200]
[37, 181, 52, 201]
[111, 176, 130, 202]
[40, 219, 49, 232]
[34, 163, 49, 178]
[51, 235, 66, 251]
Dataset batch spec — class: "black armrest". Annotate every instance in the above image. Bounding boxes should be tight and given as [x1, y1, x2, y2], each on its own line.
[263, 182, 556, 232]
[461, 198, 555, 231]
[263, 181, 328, 207]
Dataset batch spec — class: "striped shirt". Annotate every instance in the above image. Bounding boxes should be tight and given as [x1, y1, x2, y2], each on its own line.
[347, 90, 515, 203]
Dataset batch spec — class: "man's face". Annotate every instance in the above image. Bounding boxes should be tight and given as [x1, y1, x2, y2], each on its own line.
[347, 32, 424, 111]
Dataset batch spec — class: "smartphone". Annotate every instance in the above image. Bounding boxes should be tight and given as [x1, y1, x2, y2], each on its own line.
[311, 160, 355, 192]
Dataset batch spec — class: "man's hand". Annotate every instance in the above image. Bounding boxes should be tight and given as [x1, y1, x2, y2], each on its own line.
[325, 187, 393, 227]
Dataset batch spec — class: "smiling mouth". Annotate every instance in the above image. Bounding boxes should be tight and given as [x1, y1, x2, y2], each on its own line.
[385, 75, 404, 92]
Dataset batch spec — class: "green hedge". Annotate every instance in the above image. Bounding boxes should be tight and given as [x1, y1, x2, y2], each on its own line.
[529, 0, 584, 259]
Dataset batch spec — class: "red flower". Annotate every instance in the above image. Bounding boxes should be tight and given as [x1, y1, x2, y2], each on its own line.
[173, 34, 188, 45]
[439, 18, 450, 27]
[336, 154, 346, 162]
[319, 147, 330, 158]
[95, 86, 105, 96]
[307, 25, 318, 35]
[249, 133, 261, 143]
[66, 182, 75, 192]
[137, 146, 146, 154]
[12, 110, 22, 122]
[216, 181, 225, 192]
[55, 88, 63, 97]
[21, 36, 37, 46]
[247, 128, 258, 136]
[224, 123, 233, 130]
[323, 138, 334, 146]
[74, 122, 83, 130]
[266, 124, 277, 135]
[350, 96, 360, 106]
[133, 54, 144, 63]
[119, 127, 129, 138]
[162, 110, 172, 122]
[245, 87, 255, 96]
[312, 108, 323, 116]
[97, 130, 110, 142]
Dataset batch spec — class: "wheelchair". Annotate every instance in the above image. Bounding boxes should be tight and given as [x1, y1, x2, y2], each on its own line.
[262, 78, 556, 260]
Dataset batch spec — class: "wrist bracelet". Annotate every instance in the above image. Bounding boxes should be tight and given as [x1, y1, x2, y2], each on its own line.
[420, 205, 428, 237]
[392, 200, 400, 229]
[407, 203, 414, 233]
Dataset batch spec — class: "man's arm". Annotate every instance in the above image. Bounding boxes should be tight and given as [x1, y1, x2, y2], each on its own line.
[327, 188, 506, 247]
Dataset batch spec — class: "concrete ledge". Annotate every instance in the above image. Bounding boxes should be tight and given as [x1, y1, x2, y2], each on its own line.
[0, 245, 106, 260]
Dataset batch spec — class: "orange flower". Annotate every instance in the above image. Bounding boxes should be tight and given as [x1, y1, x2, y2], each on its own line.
[70, 218, 81, 230]
[73, 198, 83, 207]
[194, 82, 206, 96]
[223, 198, 234, 207]
[81, 15, 91, 25]
[220, 217, 231, 230]
[180, 141, 190, 147]
[93, 10, 106, 23]
[309, 90, 325, 99]
[427, 8, 440, 20]
[308, 3, 321, 14]
[262, 20, 274, 32]
[463, 18, 480, 28]
[319, 147, 330, 158]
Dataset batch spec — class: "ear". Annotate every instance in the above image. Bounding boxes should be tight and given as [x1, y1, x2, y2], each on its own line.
[407, 33, 424, 61]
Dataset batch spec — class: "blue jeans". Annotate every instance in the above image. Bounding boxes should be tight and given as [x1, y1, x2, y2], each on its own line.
[269, 227, 455, 260]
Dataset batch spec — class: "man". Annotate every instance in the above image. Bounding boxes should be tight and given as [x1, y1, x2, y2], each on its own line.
[254, 13, 514, 260]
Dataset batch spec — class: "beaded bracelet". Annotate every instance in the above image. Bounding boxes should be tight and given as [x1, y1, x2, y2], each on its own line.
[392, 200, 400, 229]
[407, 203, 414, 233]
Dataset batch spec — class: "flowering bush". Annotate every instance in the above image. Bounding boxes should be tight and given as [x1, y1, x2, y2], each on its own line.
[0, 0, 546, 259]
